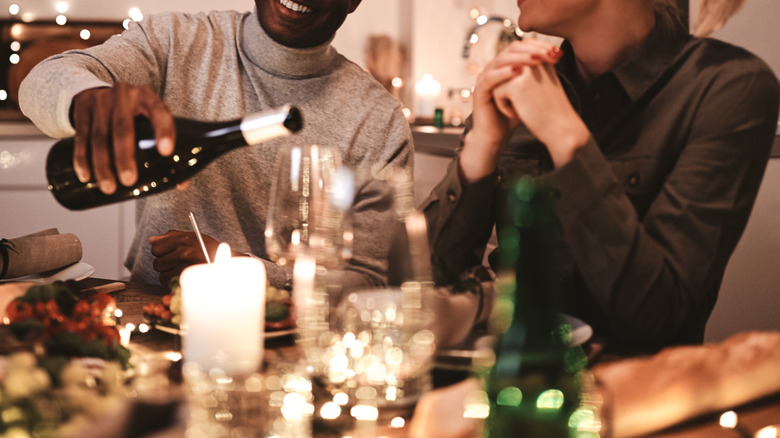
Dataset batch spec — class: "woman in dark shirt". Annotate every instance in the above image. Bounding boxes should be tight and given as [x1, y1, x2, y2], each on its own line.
[422, 0, 780, 355]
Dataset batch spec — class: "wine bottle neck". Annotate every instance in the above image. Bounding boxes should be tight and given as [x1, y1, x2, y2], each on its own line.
[240, 104, 302, 145]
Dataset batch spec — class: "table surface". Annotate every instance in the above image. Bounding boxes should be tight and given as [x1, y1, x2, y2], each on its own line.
[79, 278, 780, 438]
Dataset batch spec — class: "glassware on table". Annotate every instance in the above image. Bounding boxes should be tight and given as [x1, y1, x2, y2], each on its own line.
[323, 170, 436, 412]
[264, 144, 354, 269]
[183, 354, 313, 438]
[328, 287, 436, 408]
[265, 144, 354, 380]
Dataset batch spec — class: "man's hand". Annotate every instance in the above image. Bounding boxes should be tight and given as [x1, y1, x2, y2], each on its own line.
[149, 230, 220, 285]
[71, 83, 176, 194]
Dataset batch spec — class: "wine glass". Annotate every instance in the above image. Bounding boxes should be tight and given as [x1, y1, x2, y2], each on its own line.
[265, 144, 354, 377]
[264, 144, 354, 268]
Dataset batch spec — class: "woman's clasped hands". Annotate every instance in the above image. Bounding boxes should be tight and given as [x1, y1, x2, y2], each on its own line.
[460, 38, 590, 182]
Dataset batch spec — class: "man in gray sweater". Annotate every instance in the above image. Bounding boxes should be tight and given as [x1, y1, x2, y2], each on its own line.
[20, 0, 413, 290]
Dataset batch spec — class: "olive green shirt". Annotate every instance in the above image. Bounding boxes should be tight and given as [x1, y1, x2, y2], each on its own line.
[423, 19, 780, 354]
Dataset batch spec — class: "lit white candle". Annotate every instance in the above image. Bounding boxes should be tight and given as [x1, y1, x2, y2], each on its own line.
[414, 73, 442, 119]
[180, 243, 266, 375]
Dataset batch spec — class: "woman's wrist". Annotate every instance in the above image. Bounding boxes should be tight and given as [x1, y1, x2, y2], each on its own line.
[459, 129, 505, 183]
[547, 117, 590, 168]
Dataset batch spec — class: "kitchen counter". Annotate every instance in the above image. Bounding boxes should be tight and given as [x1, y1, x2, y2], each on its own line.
[412, 123, 780, 158]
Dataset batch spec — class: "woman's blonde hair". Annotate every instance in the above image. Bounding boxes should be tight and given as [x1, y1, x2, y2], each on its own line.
[692, 0, 746, 37]
[652, 0, 746, 37]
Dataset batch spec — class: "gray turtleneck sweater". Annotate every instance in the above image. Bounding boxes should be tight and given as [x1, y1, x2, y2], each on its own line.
[20, 9, 413, 289]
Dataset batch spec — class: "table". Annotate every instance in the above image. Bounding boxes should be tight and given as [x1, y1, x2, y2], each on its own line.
[79, 278, 780, 438]
[82, 278, 423, 437]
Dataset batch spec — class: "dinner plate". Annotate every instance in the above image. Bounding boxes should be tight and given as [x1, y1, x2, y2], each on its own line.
[152, 323, 297, 339]
[435, 313, 593, 370]
[0, 262, 95, 284]
[560, 313, 593, 347]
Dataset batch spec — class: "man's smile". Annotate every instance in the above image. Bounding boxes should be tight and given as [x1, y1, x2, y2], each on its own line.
[279, 0, 313, 14]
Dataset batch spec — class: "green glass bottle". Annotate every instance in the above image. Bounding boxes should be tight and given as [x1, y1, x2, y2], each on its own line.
[483, 175, 583, 437]
[46, 105, 302, 210]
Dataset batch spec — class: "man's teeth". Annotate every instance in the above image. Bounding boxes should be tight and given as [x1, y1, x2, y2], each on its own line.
[279, 0, 313, 13]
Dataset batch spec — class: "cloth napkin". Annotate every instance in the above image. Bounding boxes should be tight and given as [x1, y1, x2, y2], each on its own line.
[593, 331, 780, 437]
[0, 229, 82, 280]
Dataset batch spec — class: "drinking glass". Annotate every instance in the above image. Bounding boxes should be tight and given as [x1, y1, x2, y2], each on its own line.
[328, 287, 436, 407]
[265, 144, 355, 381]
[323, 170, 437, 410]
[265, 144, 354, 269]
[183, 355, 313, 438]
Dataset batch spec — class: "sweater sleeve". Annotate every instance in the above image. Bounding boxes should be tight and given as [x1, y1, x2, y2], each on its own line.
[19, 17, 170, 138]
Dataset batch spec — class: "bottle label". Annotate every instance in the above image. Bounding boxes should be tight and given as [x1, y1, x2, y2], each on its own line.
[241, 105, 294, 145]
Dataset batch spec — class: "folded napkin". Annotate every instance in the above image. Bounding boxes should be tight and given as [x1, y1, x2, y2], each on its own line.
[0, 229, 82, 280]
[592, 331, 780, 437]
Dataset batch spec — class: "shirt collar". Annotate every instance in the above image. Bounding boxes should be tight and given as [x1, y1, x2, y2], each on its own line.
[241, 7, 339, 78]
[559, 14, 692, 101]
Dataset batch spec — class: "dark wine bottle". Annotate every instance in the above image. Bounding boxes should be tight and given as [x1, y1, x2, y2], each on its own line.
[483, 175, 583, 437]
[46, 104, 302, 210]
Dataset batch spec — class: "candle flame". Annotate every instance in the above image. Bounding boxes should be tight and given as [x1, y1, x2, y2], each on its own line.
[215, 242, 232, 263]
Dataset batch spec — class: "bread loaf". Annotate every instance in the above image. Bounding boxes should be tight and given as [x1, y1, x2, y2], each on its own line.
[592, 331, 780, 437]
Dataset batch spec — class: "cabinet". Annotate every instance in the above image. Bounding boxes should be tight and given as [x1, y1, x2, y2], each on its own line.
[0, 122, 135, 280]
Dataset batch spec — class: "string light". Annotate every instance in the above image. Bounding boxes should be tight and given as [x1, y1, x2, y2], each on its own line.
[0, 90, 7, 101]
[80, 29, 91, 40]
[129, 7, 144, 22]
[55, 14, 67, 25]
[390, 417, 405, 428]
[720, 411, 738, 429]
[10, 41, 21, 52]
[8, 4, 19, 15]
[9, 54, 20, 65]
[55, 2, 69, 14]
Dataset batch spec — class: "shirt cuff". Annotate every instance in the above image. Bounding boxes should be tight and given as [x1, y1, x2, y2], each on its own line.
[539, 138, 620, 220]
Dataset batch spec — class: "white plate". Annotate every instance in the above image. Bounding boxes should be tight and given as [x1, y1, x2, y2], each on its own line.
[153, 323, 297, 339]
[560, 313, 593, 347]
[435, 313, 593, 369]
[0, 262, 95, 284]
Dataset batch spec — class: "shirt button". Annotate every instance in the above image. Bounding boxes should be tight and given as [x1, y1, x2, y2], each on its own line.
[447, 192, 457, 202]
[496, 174, 503, 185]
[627, 172, 640, 187]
